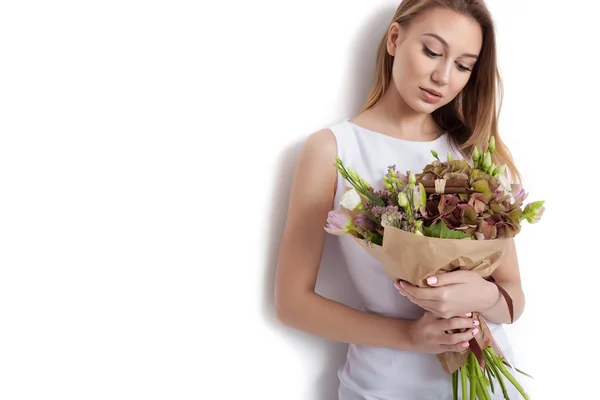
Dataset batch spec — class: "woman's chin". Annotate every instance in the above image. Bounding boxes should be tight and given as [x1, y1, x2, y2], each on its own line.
[408, 98, 441, 114]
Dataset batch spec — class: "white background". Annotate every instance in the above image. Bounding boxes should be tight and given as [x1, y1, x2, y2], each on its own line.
[1, 1, 597, 399]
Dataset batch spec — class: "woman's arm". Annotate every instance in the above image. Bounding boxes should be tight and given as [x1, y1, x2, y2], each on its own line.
[395, 240, 525, 324]
[478, 239, 526, 324]
[274, 129, 414, 350]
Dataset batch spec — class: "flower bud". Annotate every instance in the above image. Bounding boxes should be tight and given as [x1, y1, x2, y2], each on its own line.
[447, 152, 453, 162]
[409, 171, 416, 185]
[431, 150, 439, 160]
[497, 164, 506, 176]
[488, 136, 496, 153]
[483, 153, 492, 170]
[472, 146, 480, 163]
[397, 192, 409, 208]
[324, 210, 354, 235]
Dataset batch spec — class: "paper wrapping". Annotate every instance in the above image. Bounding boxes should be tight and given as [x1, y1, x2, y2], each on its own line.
[351, 226, 513, 374]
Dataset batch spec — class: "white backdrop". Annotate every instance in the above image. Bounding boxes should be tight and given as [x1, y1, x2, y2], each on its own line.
[1, 1, 598, 399]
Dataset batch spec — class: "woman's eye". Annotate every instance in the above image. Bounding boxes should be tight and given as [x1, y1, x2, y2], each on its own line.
[456, 63, 473, 72]
[423, 46, 441, 57]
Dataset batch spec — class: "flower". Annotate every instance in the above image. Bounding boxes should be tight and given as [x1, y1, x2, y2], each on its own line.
[397, 192, 409, 208]
[340, 188, 362, 211]
[409, 171, 416, 185]
[327, 152, 542, 400]
[483, 152, 492, 170]
[522, 200, 545, 224]
[488, 136, 496, 153]
[354, 215, 377, 232]
[468, 193, 489, 214]
[324, 210, 354, 235]
[511, 184, 527, 204]
[413, 183, 427, 210]
[498, 174, 511, 195]
[380, 206, 401, 228]
[472, 146, 481, 163]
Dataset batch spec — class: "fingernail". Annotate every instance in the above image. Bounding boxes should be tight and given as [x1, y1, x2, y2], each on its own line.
[461, 342, 469, 348]
[465, 312, 472, 317]
[473, 320, 479, 326]
[394, 282, 401, 290]
[472, 328, 479, 335]
[427, 276, 438, 285]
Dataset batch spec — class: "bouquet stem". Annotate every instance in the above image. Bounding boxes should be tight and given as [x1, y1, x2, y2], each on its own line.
[451, 348, 531, 399]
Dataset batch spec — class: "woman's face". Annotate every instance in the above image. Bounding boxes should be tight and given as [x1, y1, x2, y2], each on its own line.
[388, 7, 483, 114]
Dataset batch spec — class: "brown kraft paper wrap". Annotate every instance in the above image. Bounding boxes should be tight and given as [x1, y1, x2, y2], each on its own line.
[350, 226, 513, 375]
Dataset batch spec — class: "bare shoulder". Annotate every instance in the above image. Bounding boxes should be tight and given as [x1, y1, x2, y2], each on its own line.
[301, 128, 337, 160]
[294, 128, 339, 191]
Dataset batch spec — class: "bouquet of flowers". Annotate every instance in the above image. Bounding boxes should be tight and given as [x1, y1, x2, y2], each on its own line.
[324, 137, 544, 400]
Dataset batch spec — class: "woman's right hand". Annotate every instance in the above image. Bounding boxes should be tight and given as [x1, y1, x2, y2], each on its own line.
[407, 311, 480, 354]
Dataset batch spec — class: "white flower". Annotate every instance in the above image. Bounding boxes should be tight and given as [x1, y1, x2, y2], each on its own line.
[340, 188, 362, 211]
[498, 175, 511, 194]
[497, 175, 515, 204]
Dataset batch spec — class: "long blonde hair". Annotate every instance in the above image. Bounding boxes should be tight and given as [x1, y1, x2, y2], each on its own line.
[364, 0, 522, 183]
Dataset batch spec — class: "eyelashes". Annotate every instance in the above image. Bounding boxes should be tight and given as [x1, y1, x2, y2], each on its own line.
[422, 45, 473, 72]
[423, 45, 441, 58]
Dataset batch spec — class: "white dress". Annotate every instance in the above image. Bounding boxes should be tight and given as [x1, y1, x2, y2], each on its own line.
[328, 119, 520, 400]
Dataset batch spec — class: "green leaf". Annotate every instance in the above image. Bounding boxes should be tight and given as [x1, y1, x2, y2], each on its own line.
[423, 220, 472, 239]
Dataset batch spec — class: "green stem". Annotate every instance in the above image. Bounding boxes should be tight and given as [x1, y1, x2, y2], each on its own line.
[452, 370, 459, 400]
[469, 354, 477, 400]
[493, 356, 530, 400]
[475, 361, 491, 400]
[483, 349, 508, 399]
[461, 364, 468, 400]
[485, 365, 495, 395]
[514, 366, 535, 379]
[476, 378, 491, 400]
[335, 160, 384, 206]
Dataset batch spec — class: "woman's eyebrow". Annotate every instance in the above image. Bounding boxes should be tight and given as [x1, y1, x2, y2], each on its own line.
[422, 33, 479, 59]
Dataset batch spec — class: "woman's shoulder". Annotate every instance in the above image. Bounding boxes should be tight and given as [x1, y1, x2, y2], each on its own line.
[301, 127, 338, 161]
[299, 116, 363, 162]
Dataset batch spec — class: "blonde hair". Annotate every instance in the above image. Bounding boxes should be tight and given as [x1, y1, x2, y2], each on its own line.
[363, 0, 522, 183]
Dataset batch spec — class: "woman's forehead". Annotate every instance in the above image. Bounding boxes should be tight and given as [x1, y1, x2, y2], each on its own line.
[411, 8, 483, 53]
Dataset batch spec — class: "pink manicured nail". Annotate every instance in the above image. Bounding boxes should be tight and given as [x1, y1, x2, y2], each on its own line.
[461, 342, 469, 348]
[427, 276, 438, 285]
[473, 320, 479, 326]
[465, 312, 472, 317]
[472, 328, 479, 336]
[394, 282, 401, 290]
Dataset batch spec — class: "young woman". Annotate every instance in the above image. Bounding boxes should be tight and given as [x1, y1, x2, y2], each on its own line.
[275, 1, 525, 398]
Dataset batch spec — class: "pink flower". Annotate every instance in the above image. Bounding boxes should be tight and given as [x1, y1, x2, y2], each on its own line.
[324, 210, 354, 235]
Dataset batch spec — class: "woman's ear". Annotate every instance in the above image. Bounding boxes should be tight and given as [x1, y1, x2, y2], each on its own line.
[386, 22, 404, 56]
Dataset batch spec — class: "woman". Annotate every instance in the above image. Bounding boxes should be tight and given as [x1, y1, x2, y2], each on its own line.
[274, 0, 525, 398]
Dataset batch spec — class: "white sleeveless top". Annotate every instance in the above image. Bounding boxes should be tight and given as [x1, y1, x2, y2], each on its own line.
[328, 119, 518, 400]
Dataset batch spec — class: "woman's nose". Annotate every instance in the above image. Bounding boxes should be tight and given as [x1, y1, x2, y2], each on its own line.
[431, 63, 451, 86]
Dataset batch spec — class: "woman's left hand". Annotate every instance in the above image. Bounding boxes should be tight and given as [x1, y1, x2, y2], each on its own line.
[395, 270, 499, 319]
